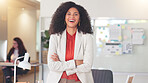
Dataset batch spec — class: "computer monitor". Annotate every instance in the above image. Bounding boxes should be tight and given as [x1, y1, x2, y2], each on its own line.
[0, 40, 7, 61]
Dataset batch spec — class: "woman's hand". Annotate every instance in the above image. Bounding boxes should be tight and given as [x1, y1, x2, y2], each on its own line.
[51, 53, 60, 61]
[16, 60, 20, 64]
[5, 60, 9, 62]
[75, 60, 83, 66]
[10, 60, 14, 64]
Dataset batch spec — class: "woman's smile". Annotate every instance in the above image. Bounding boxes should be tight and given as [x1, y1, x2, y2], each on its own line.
[69, 19, 75, 23]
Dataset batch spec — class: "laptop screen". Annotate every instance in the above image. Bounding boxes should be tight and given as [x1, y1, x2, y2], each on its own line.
[0, 40, 7, 61]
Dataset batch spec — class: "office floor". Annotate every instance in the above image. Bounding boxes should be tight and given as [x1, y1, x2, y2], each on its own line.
[0, 66, 39, 83]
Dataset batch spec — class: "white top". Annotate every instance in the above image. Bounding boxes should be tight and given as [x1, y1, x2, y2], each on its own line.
[11, 49, 19, 61]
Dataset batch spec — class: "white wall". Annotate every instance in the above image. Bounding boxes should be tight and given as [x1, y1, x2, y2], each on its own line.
[0, 0, 7, 40]
[8, 8, 37, 61]
[40, 0, 148, 82]
[41, 0, 148, 19]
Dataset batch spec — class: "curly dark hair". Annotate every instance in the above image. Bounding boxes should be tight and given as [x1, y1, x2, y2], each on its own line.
[49, 1, 93, 35]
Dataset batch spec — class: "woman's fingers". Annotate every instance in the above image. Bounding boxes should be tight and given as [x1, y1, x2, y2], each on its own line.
[51, 55, 56, 59]
[51, 55, 56, 58]
[52, 54, 58, 58]
[50, 53, 60, 61]
[51, 55, 58, 59]
[51, 55, 59, 61]
[54, 53, 58, 57]
[75, 60, 83, 66]
[51, 57, 56, 61]
[53, 53, 60, 61]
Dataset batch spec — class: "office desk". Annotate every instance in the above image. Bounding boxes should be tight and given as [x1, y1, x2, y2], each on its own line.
[0, 62, 41, 83]
[30, 63, 41, 83]
[0, 62, 14, 66]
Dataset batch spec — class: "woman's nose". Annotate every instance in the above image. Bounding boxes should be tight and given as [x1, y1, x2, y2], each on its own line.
[70, 14, 75, 18]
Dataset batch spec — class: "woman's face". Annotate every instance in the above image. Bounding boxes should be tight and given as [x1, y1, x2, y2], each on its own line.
[13, 40, 18, 49]
[65, 7, 80, 28]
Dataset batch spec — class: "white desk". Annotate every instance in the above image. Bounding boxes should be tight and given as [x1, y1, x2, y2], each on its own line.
[0, 62, 41, 83]
[0, 62, 14, 66]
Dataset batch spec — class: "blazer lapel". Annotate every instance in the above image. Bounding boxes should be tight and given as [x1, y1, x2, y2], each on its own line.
[74, 31, 82, 59]
[61, 30, 66, 61]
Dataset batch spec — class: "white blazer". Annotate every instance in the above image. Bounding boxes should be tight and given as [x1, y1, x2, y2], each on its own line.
[47, 29, 94, 83]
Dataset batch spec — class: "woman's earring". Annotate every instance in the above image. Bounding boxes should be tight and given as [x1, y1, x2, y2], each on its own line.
[64, 21, 66, 25]
[79, 21, 80, 26]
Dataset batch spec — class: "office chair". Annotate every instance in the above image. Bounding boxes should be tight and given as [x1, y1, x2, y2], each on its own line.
[91, 69, 113, 83]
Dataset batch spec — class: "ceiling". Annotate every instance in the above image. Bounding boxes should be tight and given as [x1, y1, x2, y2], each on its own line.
[8, 0, 40, 10]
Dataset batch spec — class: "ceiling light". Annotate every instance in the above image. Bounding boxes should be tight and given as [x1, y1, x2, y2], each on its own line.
[36, 0, 41, 2]
[22, 8, 25, 10]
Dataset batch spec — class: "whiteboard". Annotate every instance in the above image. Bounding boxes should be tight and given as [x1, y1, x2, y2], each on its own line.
[93, 20, 148, 72]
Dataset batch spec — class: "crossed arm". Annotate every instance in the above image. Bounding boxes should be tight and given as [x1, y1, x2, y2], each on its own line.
[48, 35, 93, 75]
[51, 53, 83, 67]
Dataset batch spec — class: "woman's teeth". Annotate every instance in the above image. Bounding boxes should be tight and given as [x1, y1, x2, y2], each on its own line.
[69, 20, 75, 22]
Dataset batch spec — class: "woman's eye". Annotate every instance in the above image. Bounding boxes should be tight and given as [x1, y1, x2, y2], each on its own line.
[67, 13, 71, 15]
[74, 14, 78, 16]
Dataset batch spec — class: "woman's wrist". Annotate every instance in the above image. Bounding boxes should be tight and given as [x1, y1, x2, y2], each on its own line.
[75, 60, 77, 68]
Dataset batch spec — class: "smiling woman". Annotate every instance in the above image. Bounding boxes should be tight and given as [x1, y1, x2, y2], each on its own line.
[47, 1, 94, 83]
[49, 1, 93, 35]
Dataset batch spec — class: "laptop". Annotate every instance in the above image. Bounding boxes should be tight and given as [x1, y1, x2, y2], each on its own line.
[0, 40, 7, 62]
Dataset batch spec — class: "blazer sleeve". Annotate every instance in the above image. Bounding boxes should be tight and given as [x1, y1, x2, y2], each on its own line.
[66, 34, 94, 75]
[48, 35, 76, 72]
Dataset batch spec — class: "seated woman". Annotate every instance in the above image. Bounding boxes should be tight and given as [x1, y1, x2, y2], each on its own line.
[2, 37, 30, 83]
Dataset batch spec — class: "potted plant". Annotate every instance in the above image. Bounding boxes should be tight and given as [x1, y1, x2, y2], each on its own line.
[41, 30, 50, 49]
[41, 30, 50, 64]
